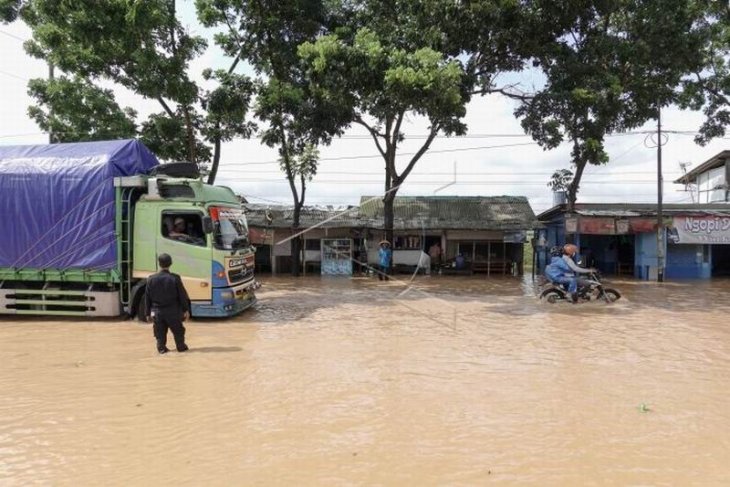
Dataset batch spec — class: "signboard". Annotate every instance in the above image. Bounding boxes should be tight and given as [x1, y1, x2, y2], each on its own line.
[668, 216, 730, 244]
[565, 217, 578, 233]
[615, 219, 630, 234]
[629, 219, 656, 233]
[321, 238, 353, 275]
[248, 227, 268, 245]
[578, 217, 616, 235]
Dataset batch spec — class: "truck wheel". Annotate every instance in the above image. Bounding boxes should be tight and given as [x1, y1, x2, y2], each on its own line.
[136, 293, 148, 323]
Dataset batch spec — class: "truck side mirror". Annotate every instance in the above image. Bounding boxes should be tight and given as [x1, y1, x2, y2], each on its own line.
[202, 216, 214, 234]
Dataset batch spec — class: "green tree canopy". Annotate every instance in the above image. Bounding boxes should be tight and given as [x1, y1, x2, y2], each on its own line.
[513, 0, 710, 210]
[17, 0, 255, 182]
[297, 0, 489, 243]
[197, 0, 347, 274]
[27, 76, 137, 142]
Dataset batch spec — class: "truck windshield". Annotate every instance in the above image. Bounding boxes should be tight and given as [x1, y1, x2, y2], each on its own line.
[213, 207, 250, 250]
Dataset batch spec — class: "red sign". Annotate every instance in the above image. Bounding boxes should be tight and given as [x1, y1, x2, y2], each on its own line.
[248, 227, 268, 244]
[578, 218, 616, 234]
[629, 219, 656, 233]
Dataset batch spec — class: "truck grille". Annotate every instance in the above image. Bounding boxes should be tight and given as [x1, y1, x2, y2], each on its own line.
[228, 267, 253, 283]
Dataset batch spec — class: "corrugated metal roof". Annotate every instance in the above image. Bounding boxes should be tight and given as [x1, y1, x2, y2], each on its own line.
[244, 204, 369, 229]
[245, 196, 540, 231]
[539, 202, 730, 220]
[358, 195, 539, 230]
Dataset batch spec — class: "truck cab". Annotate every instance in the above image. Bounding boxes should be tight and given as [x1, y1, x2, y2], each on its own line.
[118, 173, 258, 319]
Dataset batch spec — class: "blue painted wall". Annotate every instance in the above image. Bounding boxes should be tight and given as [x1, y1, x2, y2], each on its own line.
[665, 243, 711, 279]
[540, 215, 714, 280]
[635, 232, 658, 279]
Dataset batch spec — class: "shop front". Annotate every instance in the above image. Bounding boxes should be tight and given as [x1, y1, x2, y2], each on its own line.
[538, 203, 730, 280]
[666, 215, 730, 277]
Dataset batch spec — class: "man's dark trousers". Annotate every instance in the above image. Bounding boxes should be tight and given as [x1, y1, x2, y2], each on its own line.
[153, 310, 186, 352]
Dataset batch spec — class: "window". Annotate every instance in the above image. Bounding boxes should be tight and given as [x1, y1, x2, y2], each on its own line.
[394, 235, 422, 250]
[161, 212, 206, 247]
[305, 239, 321, 251]
[212, 207, 249, 250]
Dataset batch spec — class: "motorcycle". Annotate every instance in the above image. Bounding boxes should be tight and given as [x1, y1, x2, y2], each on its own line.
[539, 271, 621, 304]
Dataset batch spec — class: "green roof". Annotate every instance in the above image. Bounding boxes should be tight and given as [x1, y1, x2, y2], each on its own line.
[359, 196, 539, 230]
[246, 195, 539, 231]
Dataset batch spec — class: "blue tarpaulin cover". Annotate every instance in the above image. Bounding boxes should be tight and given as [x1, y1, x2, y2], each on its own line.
[0, 139, 158, 271]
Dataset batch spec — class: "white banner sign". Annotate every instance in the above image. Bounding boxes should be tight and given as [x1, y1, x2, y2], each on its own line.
[668, 216, 730, 244]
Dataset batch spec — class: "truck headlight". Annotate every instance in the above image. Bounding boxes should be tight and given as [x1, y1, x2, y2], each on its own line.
[220, 291, 234, 300]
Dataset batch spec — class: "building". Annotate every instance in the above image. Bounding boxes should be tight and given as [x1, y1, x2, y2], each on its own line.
[245, 205, 370, 275]
[359, 196, 538, 275]
[674, 150, 730, 203]
[537, 202, 730, 279]
[246, 195, 540, 276]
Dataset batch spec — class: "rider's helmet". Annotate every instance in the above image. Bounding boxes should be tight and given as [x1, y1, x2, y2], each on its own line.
[549, 246, 563, 257]
[563, 243, 578, 256]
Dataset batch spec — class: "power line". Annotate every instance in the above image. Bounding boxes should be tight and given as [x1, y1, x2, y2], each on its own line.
[0, 29, 26, 42]
[218, 178, 688, 186]
[218, 169, 683, 176]
[0, 69, 29, 82]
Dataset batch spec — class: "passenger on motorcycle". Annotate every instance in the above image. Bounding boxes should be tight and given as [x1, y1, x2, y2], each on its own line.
[544, 244, 596, 303]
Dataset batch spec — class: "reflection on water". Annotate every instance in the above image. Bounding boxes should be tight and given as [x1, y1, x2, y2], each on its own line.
[1, 275, 729, 485]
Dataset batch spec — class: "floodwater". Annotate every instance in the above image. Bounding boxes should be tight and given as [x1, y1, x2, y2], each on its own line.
[1, 275, 729, 486]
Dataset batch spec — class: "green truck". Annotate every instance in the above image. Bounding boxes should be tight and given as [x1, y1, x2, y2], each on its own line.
[0, 139, 258, 318]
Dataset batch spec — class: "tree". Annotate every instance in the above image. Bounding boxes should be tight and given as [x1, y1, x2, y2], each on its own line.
[0, 0, 23, 23]
[679, 4, 730, 145]
[547, 169, 574, 193]
[27, 76, 137, 141]
[197, 0, 347, 275]
[18, 0, 254, 183]
[297, 1, 488, 251]
[513, 0, 710, 211]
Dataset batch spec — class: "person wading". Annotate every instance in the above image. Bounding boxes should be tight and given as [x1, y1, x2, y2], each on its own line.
[145, 253, 190, 354]
[378, 240, 392, 281]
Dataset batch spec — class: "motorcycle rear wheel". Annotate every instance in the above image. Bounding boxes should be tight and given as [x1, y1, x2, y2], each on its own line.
[541, 289, 565, 304]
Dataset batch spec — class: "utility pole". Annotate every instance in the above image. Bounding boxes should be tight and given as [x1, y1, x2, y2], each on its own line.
[656, 106, 665, 282]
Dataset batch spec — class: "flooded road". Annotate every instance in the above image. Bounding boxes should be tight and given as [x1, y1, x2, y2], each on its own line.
[1, 276, 729, 485]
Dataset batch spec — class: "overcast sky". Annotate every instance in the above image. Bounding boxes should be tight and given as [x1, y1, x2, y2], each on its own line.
[2, 6, 728, 214]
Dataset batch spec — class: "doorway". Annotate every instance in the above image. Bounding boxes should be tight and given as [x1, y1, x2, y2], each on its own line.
[712, 245, 730, 276]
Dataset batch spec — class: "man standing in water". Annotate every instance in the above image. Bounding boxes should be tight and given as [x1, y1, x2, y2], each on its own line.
[145, 253, 190, 354]
[378, 240, 392, 281]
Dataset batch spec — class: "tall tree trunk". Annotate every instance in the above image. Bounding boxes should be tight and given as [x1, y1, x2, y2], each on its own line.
[291, 202, 302, 276]
[567, 159, 587, 212]
[383, 189, 395, 273]
[565, 154, 587, 245]
[207, 135, 221, 184]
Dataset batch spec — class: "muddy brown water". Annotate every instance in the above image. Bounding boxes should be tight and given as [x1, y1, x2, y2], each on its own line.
[1, 276, 729, 486]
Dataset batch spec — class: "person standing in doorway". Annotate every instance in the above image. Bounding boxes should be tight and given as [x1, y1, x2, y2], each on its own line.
[378, 240, 392, 281]
[429, 242, 442, 271]
[145, 253, 190, 354]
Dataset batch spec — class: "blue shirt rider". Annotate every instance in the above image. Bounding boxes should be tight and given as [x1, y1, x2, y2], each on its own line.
[544, 244, 595, 302]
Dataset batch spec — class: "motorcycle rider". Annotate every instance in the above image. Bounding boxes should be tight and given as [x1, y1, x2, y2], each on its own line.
[544, 244, 596, 303]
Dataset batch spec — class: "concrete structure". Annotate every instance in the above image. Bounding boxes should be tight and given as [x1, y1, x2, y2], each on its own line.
[674, 150, 730, 204]
[537, 203, 730, 279]
[246, 196, 539, 276]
